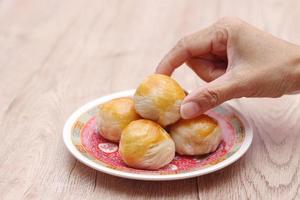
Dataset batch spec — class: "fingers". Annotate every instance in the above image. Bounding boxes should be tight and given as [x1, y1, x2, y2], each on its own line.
[155, 38, 191, 75]
[180, 73, 244, 119]
[156, 27, 215, 76]
[186, 58, 226, 82]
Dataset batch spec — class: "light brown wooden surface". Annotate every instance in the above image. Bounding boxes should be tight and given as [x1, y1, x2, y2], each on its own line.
[1, 0, 300, 199]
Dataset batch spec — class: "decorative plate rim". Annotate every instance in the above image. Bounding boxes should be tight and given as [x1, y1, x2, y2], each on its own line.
[63, 89, 253, 181]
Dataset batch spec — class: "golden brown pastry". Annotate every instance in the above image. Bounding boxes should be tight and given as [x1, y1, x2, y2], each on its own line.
[119, 119, 175, 169]
[168, 115, 222, 155]
[97, 97, 140, 142]
[134, 74, 186, 126]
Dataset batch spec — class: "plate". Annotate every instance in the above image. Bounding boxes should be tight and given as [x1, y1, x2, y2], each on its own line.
[63, 90, 253, 181]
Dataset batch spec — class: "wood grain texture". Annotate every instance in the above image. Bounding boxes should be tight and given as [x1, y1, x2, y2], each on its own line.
[0, 0, 300, 199]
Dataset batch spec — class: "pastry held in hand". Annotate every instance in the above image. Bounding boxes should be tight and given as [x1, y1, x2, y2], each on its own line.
[119, 119, 175, 170]
[169, 115, 222, 156]
[134, 74, 186, 126]
[97, 97, 140, 142]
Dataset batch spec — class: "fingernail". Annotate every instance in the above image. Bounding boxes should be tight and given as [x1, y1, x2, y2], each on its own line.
[180, 102, 200, 119]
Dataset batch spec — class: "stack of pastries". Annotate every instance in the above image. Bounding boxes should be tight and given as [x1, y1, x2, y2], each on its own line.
[97, 74, 222, 170]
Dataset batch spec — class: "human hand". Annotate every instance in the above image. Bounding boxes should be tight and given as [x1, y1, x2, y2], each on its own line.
[156, 17, 300, 119]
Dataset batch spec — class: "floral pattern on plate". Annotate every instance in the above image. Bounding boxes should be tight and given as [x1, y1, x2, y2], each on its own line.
[71, 106, 245, 175]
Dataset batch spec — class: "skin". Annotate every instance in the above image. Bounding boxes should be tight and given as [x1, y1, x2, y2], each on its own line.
[156, 17, 300, 119]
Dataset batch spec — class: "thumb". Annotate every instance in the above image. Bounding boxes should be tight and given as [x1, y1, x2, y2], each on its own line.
[180, 74, 243, 119]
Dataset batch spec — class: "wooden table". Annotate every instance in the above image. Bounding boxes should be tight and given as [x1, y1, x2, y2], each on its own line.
[1, 0, 300, 199]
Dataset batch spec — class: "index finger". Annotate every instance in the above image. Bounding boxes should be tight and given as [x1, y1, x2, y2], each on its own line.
[155, 26, 215, 76]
